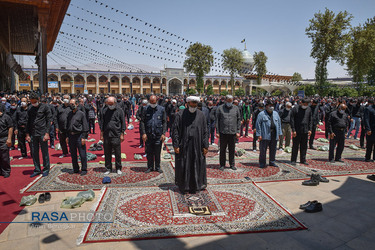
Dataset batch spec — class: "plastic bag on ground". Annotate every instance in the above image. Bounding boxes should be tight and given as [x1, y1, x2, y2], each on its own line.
[87, 138, 96, 142]
[235, 148, 246, 157]
[129, 118, 133, 123]
[317, 146, 329, 151]
[60, 197, 85, 209]
[319, 122, 323, 125]
[80, 152, 97, 161]
[55, 143, 62, 151]
[135, 119, 139, 122]
[284, 147, 292, 153]
[77, 190, 95, 201]
[127, 124, 134, 130]
[317, 138, 329, 143]
[164, 153, 171, 159]
[349, 145, 360, 150]
[20, 195, 37, 206]
[121, 153, 127, 159]
[134, 154, 142, 160]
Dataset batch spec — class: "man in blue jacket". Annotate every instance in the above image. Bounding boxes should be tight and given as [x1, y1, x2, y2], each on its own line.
[256, 101, 282, 168]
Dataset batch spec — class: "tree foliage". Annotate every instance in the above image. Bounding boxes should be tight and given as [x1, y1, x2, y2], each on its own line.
[253, 51, 268, 85]
[306, 8, 352, 93]
[346, 17, 375, 84]
[235, 87, 245, 97]
[185, 88, 196, 95]
[291, 72, 303, 82]
[206, 84, 214, 96]
[184, 42, 214, 94]
[222, 48, 244, 95]
[220, 90, 229, 96]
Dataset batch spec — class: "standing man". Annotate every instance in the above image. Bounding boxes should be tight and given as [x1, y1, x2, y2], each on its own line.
[167, 99, 178, 138]
[364, 98, 375, 162]
[252, 103, 264, 151]
[56, 95, 71, 158]
[309, 99, 320, 150]
[100, 97, 126, 175]
[278, 102, 292, 150]
[66, 99, 89, 175]
[216, 95, 241, 170]
[140, 95, 167, 173]
[172, 96, 209, 193]
[347, 99, 363, 140]
[240, 100, 251, 138]
[256, 101, 282, 168]
[136, 99, 148, 148]
[208, 101, 217, 145]
[328, 104, 349, 163]
[26, 92, 52, 177]
[0, 104, 13, 178]
[290, 98, 312, 166]
[14, 98, 29, 159]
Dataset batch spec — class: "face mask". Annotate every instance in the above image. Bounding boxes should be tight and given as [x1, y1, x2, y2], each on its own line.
[339, 110, 345, 115]
[301, 105, 307, 109]
[108, 105, 116, 110]
[21, 102, 27, 107]
[267, 107, 274, 112]
[259, 108, 264, 111]
[1, 100, 6, 104]
[10, 106, 16, 110]
[286, 108, 291, 111]
[63, 99, 69, 104]
[189, 107, 197, 113]
[70, 104, 77, 110]
[150, 103, 157, 108]
[226, 102, 233, 108]
[32, 102, 39, 107]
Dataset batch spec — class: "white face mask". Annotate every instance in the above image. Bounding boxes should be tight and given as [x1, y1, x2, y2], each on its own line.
[286, 108, 291, 111]
[301, 105, 307, 109]
[189, 107, 197, 113]
[108, 105, 116, 110]
[1, 100, 6, 104]
[32, 102, 39, 107]
[10, 106, 16, 110]
[150, 103, 157, 108]
[21, 102, 27, 107]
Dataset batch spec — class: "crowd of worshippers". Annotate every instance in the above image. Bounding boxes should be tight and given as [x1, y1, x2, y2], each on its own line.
[0, 92, 374, 192]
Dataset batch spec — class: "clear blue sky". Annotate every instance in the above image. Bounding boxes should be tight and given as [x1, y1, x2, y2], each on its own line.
[25, 0, 375, 79]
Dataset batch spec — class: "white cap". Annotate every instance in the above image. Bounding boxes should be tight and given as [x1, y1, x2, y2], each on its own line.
[186, 96, 200, 102]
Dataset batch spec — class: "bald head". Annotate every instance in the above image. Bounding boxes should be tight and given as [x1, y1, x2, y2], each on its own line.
[107, 96, 116, 106]
[149, 95, 157, 104]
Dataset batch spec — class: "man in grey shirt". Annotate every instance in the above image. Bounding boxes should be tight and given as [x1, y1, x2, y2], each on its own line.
[216, 95, 241, 170]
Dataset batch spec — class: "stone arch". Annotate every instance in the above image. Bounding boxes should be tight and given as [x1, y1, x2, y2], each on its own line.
[87, 75, 96, 83]
[33, 74, 39, 81]
[153, 77, 160, 84]
[61, 74, 72, 82]
[99, 75, 108, 84]
[168, 78, 182, 95]
[143, 77, 151, 83]
[47, 74, 58, 81]
[132, 77, 140, 84]
[110, 75, 119, 83]
[213, 80, 219, 86]
[189, 79, 196, 85]
[74, 74, 85, 83]
[122, 76, 130, 83]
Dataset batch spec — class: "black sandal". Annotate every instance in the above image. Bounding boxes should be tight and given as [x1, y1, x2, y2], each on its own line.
[45, 192, 51, 201]
[38, 194, 45, 203]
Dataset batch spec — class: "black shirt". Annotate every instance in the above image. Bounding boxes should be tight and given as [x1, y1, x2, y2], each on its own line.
[56, 104, 70, 131]
[99, 106, 126, 138]
[0, 113, 13, 138]
[278, 108, 291, 123]
[66, 109, 89, 139]
[26, 103, 52, 136]
[15, 106, 28, 129]
[290, 105, 312, 133]
[328, 110, 349, 134]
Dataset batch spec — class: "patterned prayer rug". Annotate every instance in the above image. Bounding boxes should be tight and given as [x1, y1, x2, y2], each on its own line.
[287, 157, 375, 176]
[78, 183, 306, 243]
[21, 162, 175, 193]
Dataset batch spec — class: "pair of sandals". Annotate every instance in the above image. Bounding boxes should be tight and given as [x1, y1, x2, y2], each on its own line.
[38, 192, 51, 203]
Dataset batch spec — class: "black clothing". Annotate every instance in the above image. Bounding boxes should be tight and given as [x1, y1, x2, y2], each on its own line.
[56, 104, 70, 131]
[0, 113, 13, 175]
[68, 133, 87, 172]
[216, 104, 241, 135]
[290, 105, 313, 134]
[66, 110, 89, 139]
[103, 137, 122, 171]
[99, 106, 126, 138]
[328, 110, 349, 134]
[220, 133, 236, 167]
[279, 108, 291, 124]
[172, 109, 209, 193]
[364, 105, 375, 160]
[26, 103, 52, 136]
[329, 129, 345, 161]
[291, 133, 309, 163]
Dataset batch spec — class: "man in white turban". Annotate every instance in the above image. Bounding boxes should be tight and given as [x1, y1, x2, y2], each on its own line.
[172, 96, 209, 194]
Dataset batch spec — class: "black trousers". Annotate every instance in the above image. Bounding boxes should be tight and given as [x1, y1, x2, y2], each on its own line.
[139, 127, 143, 147]
[329, 130, 345, 161]
[68, 134, 87, 172]
[146, 138, 162, 170]
[59, 130, 69, 155]
[240, 121, 249, 137]
[253, 132, 258, 150]
[259, 137, 277, 167]
[325, 121, 329, 139]
[104, 137, 122, 171]
[309, 125, 317, 148]
[30, 135, 50, 174]
[209, 123, 215, 144]
[0, 140, 10, 175]
[360, 121, 366, 148]
[17, 127, 27, 157]
[219, 133, 236, 167]
[365, 134, 375, 161]
[49, 124, 55, 147]
[89, 119, 95, 134]
[291, 132, 308, 163]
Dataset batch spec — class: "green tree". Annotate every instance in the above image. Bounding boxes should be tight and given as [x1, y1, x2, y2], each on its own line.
[184, 42, 214, 94]
[220, 90, 229, 96]
[222, 48, 244, 95]
[253, 51, 268, 85]
[306, 8, 353, 94]
[296, 84, 316, 96]
[291, 72, 303, 82]
[346, 17, 375, 84]
[206, 84, 214, 96]
[235, 87, 245, 97]
[186, 88, 196, 95]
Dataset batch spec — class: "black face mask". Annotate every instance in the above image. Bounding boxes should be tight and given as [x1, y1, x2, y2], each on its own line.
[70, 105, 76, 110]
